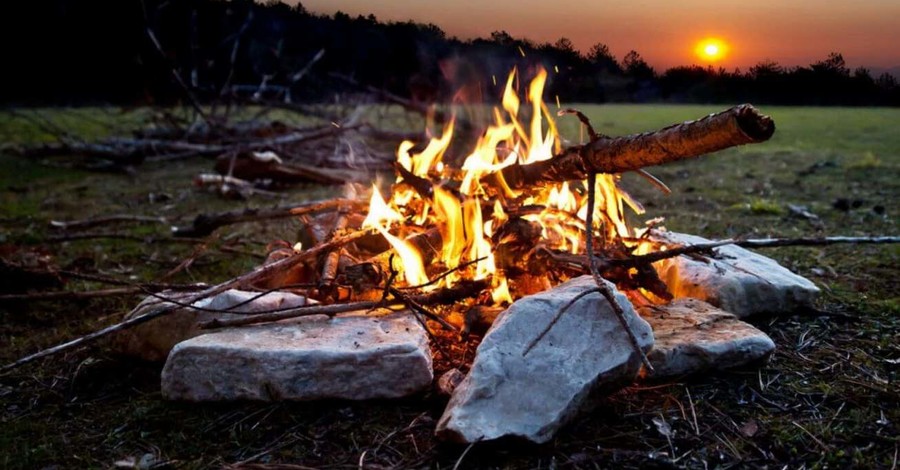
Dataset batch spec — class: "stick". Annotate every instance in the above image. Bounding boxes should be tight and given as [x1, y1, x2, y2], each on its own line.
[199, 280, 487, 330]
[501, 104, 775, 189]
[550, 235, 900, 271]
[0, 230, 370, 373]
[0, 299, 181, 374]
[388, 287, 459, 332]
[342, 228, 443, 286]
[50, 215, 168, 231]
[319, 211, 350, 286]
[0, 287, 145, 301]
[200, 300, 385, 329]
[523, 173, 654, 371]
[172, 198, 363, 237]
[585, 173, 653, 370]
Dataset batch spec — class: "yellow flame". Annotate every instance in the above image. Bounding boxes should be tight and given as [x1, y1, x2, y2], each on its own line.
[372, 225, 430, 287]
[361, 185, 402, 229]
[433, 186, 465, 275]
[358, 66, 644, 304]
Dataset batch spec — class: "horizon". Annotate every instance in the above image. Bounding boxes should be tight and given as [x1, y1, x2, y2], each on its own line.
[295, 0, 900, 73]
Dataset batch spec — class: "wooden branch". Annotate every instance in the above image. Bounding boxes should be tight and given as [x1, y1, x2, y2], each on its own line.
[46, 232, 206, 244]
[200, 279, 488, 330]
[0, 230, 370, 373]
[319, 211, 350, 286]
[172, 198, 363, 237]
[50, 215, 168, 231]
[548, 235, 900, 273]
[0, 287, 145, 301]
[0, 297, 190, 374]
[341, 228, 443, 287]
[501, 104, 775, 189]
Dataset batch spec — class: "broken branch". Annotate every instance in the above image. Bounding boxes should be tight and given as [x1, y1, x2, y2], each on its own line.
[502, 104, 775, 188]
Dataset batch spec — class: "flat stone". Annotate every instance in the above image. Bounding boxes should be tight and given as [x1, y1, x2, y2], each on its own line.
[436, 276, 654, 444]
[651, 231, 820, 317]
[112, 289, 316, 362]
[639, 298, 776, 378]
[161, 311, 432, 401]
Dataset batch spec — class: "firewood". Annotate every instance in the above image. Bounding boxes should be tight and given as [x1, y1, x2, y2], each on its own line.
[172, 198, 363, 237]
[501, 104, 775, 189]
[341, 228, 443, 289]
[199, 279, 489, 330]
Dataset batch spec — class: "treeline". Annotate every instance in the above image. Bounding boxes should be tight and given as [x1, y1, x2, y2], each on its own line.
[1, 0, 897, 106]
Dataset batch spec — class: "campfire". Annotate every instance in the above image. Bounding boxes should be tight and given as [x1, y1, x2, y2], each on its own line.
[360, 67, 649, 307]
[197, 66, 778, 347]
[16, 66, 858, 445]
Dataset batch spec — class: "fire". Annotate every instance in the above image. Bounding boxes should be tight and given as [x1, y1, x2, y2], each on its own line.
[361, 186, 429, 286]
[362, 66, 645, 307]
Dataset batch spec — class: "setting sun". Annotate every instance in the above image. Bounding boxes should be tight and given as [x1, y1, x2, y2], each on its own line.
[695, 38, 728, 62]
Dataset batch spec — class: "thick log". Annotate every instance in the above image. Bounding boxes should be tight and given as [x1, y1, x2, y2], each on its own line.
[501, 104, 775, 188]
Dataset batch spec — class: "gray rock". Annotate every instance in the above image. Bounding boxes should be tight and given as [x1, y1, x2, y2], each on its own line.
[112, 289, 315, 362]
[436, 276, 653, 444]
[161, 311, 432, 401]
[651, 231, 819, 317]
[639, 298, 776, 378]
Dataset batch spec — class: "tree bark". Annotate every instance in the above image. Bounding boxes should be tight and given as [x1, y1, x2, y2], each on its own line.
[501, 104, 775, 188]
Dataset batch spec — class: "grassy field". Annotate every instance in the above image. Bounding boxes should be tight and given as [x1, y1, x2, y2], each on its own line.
[0, 105, 898, 469]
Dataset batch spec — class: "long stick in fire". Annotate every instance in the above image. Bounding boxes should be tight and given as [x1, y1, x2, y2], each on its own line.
[501, 104, 775, 189]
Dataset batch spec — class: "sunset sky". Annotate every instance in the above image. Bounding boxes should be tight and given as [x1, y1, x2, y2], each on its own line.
[297, 0, 900, 72]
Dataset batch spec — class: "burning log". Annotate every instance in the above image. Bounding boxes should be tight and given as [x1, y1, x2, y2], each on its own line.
[340, 228, 443, 290]
[501, 104, 775, 189]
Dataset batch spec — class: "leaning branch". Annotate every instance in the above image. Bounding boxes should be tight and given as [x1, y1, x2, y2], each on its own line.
[172, 198, 363, 237]
[501, 104, 775, 188]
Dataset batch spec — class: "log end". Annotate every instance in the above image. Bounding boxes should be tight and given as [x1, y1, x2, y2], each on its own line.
[735, 104, 776, 142]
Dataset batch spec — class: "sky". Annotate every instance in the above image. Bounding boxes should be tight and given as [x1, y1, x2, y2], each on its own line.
[296, 0, 900, 72]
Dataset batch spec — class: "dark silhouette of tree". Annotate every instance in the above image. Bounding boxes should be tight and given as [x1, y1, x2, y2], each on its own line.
[0, 0, 895, 106]
[587, 43, 621, 73]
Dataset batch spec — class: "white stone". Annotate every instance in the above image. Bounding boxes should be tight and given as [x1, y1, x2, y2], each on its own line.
[112, 289, 316, 362]
[651, 231, 819, 317]
[436, 276, 654, 444]
[639, 298, 776, 378]
[161, 311, 432, 401]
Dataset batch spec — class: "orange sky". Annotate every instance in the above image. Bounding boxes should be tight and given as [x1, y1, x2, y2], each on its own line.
[296, 0, 900, 71]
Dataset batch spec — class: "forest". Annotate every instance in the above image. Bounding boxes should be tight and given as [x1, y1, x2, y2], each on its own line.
[1, 0, 898, 107]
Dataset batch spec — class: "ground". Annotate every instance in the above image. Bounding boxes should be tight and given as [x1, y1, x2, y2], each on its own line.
[0, 105, 898, 469]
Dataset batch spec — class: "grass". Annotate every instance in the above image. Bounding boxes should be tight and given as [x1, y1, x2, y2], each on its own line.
[1, 104, 898, 469]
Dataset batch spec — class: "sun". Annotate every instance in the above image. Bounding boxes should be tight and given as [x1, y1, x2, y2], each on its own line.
[695, 38, 728, 63]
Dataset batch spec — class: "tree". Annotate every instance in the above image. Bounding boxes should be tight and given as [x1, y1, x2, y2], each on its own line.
[587, 42, 620, 73]
[811, 52, 849, 76]
[622, 50, 654, 78]
[490, 30, 515, 46]
[749, 59, 783, 78]
[554, 37, 576, 54]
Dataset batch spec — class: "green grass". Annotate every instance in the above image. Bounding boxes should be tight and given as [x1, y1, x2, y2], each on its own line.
[1, 104, 898, 469]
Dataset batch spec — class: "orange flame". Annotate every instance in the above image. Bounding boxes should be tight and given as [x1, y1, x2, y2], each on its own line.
[362, 66, 643, 306]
